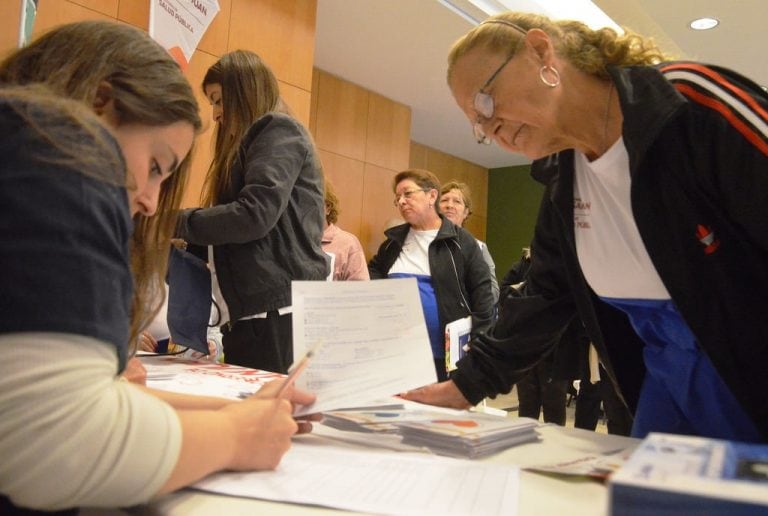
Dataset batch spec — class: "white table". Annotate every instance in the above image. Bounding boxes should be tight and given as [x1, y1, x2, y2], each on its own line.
[139, 424, 636, 516]
[125, 356, 638, 515]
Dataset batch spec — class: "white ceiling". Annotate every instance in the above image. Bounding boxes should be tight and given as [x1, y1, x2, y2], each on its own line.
[314, 0, 766, 170]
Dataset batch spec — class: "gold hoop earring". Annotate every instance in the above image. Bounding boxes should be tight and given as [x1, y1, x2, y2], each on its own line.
[539, 65, 560, 88]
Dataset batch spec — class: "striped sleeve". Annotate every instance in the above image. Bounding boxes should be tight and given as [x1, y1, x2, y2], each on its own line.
[659, 62, 768, 156]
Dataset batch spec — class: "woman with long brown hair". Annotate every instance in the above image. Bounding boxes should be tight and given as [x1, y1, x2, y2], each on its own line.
[176, 50, 328, 374]
[0, 22, 314, 513]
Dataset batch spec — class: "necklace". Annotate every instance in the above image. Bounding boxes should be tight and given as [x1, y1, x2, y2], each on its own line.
[602, 82, 614, 153]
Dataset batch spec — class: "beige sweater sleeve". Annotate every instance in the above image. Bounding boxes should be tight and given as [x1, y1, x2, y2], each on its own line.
[0, 333, 182, 511]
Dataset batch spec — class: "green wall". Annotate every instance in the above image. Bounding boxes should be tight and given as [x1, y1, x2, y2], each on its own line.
[486, 164, 544, 280]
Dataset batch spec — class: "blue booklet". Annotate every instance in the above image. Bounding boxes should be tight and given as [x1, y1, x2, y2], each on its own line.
[608, 433, 768, 515]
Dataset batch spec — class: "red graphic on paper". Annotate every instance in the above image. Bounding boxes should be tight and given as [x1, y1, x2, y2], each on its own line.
[433, 420, 479, 428]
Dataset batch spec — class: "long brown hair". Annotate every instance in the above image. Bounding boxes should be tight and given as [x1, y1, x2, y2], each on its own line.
[0, 20, 202, 349]
[200, 50, 291, 206]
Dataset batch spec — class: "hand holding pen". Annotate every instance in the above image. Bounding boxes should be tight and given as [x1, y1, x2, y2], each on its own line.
[276, 339, 323, 398]
[247, 341, 323, 432]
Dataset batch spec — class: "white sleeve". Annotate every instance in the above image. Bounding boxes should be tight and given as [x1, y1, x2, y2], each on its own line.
[0, 333, 182, 510]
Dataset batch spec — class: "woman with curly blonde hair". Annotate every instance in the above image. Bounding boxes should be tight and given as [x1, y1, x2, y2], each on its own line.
[404, 12, 768, 444]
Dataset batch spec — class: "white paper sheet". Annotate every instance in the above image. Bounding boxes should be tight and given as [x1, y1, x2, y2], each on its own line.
[143, 356, 282, 399]
[194, 441, 519, 516]
[291, 278, 437, 416]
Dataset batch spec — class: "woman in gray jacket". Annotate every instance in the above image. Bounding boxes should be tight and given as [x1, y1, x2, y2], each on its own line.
[177, 50, 327, 374]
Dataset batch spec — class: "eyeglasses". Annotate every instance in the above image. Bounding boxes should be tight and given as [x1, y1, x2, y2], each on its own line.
[393, 188, 428, 206]
[472, 53, 516, 145]
[471, 19, 528, 145]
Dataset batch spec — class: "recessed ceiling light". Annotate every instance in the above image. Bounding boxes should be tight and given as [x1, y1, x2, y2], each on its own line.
[689, 17, 719, 30]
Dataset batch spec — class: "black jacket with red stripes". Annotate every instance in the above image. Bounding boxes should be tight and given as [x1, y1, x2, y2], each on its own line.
[452, 62, 768, 440]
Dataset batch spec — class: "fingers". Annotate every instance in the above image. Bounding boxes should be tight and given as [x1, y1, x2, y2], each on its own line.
[122, 357, 147, 385]
[296, 420, 314, 434]
[254, 378, 283, 398]
[286, 386, 316, 406]
[239, 400, 297, 470]
[399, 384, 430, 401]
[400, 381, 472, 409]
[170, 238, 188, 251]
[138, 332, 158, 352]
[255, 379, 317, 407]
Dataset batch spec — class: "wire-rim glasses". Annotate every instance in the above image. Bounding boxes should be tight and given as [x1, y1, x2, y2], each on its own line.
[472, 52, 516, 145]
[471, 19, 528, 145]
[393, 188, 428, 207]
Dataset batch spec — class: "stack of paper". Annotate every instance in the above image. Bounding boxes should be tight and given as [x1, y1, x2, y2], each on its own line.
[397, 413, 540, 459]
[322, 406, 455, 434]
[323, 406, 412, 433]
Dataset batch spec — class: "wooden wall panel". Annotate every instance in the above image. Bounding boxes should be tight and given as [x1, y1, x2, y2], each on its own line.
[318, 150, 365, 237]
[423, 147, 488, 219]
[0, 1, 22, 54]
[361, 163, 401, 258]
[309, 68, 319, 136]
[228, 0, 316, 90]
[71, 0, 118, 17]
[116, 0, 147, 29]
[409, 141, 489, 242]
[424, 146, 465, 185]
[280, 81, 311, 127]
[464, 161, 488, 217]
[465, 214, 487, 241]
[314, 71, 369, 161]
[181, 49, 219, 208]
[409, 142, 429, 171]
[196, 0, 230, 57]
[32, 0, 111, 39]
[365, 92, 411, 171]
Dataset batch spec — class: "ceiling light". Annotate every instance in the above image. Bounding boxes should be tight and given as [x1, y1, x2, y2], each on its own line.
[689, 17, 719, 30]
[438, 0, 623, 32]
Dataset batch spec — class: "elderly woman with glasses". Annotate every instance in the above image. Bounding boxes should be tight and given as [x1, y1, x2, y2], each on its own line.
[368, 169, 495, 381]
[403, 11, 768, 443]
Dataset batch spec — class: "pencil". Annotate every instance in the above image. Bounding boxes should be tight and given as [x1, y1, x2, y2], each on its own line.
[276, 340, 323, 398]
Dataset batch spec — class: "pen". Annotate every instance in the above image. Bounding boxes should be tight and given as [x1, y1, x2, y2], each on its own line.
[276, 340, 323, 398]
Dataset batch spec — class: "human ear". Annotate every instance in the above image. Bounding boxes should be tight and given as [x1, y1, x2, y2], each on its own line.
[92, 81, 114, 116]
[428, 188, 439, 204]
[523, 28, 554, 64]
[92, 81, 120, 127]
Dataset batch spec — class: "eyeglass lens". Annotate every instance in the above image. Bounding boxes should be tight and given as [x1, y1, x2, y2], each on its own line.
[393, 189, 425, 206]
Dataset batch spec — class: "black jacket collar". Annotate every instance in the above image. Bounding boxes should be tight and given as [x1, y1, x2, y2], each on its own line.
[530, 64, 688, 189]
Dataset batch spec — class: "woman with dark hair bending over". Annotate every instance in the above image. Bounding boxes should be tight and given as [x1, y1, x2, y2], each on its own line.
[0, 22, 314, 514]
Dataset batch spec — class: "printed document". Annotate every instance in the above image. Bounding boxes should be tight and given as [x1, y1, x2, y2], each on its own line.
[291, 278, 436, 415]
[194, 440, 519, 516]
